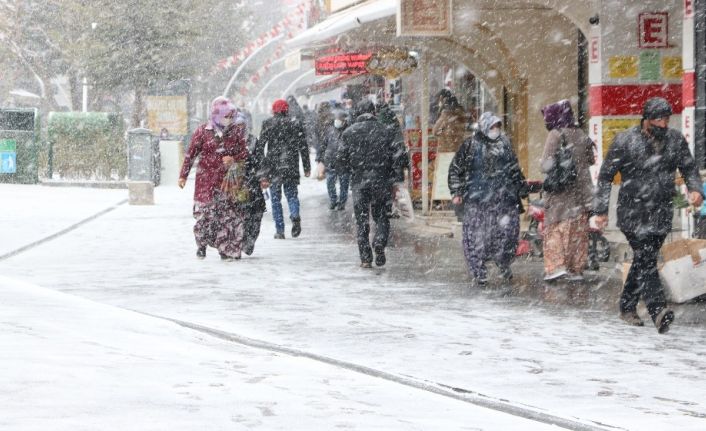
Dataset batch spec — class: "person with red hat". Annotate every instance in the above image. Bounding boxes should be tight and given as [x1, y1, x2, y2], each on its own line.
[259, 98, 311, 239]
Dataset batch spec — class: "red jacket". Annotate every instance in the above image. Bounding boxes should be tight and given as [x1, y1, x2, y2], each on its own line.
[180, 123, 248, 205]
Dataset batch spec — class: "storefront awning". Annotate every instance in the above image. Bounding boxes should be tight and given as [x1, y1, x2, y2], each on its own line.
[294, 73, 366, 96]
[286, 0, 396, 49]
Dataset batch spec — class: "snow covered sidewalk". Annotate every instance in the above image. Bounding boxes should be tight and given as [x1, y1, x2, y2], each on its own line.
[2, 181, 706, 430]
[0, 276, 559, 431]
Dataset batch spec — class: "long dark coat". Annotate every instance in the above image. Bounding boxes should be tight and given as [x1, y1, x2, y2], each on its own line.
[594, 125, 703, 236]
[447, 132, 527, 209]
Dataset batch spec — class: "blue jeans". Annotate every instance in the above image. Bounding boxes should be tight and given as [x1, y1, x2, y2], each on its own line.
[270, 181, 300, 234]
[326, 171, 350, 205]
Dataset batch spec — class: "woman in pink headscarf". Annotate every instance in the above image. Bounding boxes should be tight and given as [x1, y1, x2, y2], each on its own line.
[178, 96, 249, 260]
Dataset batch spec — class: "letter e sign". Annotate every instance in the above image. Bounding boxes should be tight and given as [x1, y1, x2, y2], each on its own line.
[639, 12, 668, 48]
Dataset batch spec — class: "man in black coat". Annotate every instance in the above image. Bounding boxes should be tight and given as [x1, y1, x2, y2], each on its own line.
[259, 99, 311, 239]
[336, 100, 400, 268]
[594, 97, 704, 333]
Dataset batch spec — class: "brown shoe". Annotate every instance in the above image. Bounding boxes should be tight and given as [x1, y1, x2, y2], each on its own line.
[619, 311, 644, 327]
[654, 309, 675, 334]
[360, 262, 372, 268]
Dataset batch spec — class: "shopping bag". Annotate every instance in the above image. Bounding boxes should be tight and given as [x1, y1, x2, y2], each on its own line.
[659, 239, 706, 303]
[221, 161, 249, 203]
[393, 183, 415, 222]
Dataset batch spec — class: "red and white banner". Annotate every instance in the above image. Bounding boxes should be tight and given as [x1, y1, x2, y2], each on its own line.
[213, 1, 310, 73]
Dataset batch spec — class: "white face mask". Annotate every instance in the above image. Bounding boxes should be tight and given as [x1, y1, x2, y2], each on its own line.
[221, 117, 232, 127]
[487, 129, 500, 140]
[334, 119, 343, 128]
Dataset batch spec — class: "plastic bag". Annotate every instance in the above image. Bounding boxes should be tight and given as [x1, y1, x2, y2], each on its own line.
[393, 182, 414, 221]
[316, 162, 326, 181]
[221, 161, 249, 203]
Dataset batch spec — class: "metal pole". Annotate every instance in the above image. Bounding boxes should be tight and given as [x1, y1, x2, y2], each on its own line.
[82, 77, 88, 113]
[695, 0, 706, 168]
[223, 35, 284, 98]
[281, 69, 315, 98]
[421, 55, 430, 215]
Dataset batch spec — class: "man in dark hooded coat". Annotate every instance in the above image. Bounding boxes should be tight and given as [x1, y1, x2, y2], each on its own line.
[336, 100, 400, 268]
[594, 97, 704, 333]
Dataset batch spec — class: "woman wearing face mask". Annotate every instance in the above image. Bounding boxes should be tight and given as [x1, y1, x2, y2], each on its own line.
[316, 109, 351, 210]
[178, 96, 249, 260]
[539, 99, 596, 281]
[448, 112, 528, 285]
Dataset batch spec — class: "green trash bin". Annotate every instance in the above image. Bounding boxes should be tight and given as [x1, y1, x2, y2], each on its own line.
[0, 108, 40, 184]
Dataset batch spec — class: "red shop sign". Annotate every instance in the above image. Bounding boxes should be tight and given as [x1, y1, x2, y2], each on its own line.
[315, 52, 372, 75]
[638, 12, 669, 48]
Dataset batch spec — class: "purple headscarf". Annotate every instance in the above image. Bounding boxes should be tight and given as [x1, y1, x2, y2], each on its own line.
[541, 99, 575, 131]
[209, 96, 237, 134]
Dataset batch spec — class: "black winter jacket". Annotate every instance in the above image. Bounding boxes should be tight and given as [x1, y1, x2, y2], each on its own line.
[448, 132, 527, 207]
[336, 113, 398, 189]
[594, 125, 703, 235]
[316, 124, 344, 169]
[259, 113, 311, 185]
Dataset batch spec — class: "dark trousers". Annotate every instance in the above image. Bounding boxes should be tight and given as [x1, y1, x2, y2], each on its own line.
[352, 183, 392, 263]
[621, 231, 668, 321]
[243, 208, 265, 250]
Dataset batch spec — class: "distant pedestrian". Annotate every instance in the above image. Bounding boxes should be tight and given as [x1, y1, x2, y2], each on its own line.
[377, 103, 410, 218]
[178, 97, 249, 260]
[302, 104, 318, 152]
[315, 102, 334, 159]
[237, 111, 268, 256]
[316, 109, 350, 211]
[337, 100, 401, 268]
[540, 100, 595, 281]
[432, 96, 467, 152]
[430, 88, 453, 125]
[594, 97, 704, 333]
[448, 112, 527, 285]
[259, 99, 311, 239]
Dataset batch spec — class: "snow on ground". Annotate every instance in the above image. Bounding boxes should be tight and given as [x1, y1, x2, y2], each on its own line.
[2, 180, 706, 430]
[0, 276, 558, 431]
[0, 184, 125, 257]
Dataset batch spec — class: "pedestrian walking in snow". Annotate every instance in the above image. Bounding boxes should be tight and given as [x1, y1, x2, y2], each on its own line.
[336, 100, 401, 268]
[432, 96, 467, 153]
[316, 109, 351, 211]
[237, 111, 268, 256]
[594, 97, 704, 333]
[540, 100, 595, 281]
[448, 112, 527, 285]
[259, 99, 311, 239]
[178, 97, 249, 261]
[377, 103, 410, 218]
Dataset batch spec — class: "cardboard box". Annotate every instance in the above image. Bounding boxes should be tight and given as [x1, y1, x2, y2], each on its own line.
[660, 239, 706, 303]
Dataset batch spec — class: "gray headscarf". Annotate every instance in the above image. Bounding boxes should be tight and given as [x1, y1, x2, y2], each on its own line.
[478, 112, 502, 138]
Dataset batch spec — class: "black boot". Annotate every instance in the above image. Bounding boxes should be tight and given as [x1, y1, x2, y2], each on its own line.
[374, 245, 386, 267]
[291, 217, 301, 238]
[196, 246, 206, 259]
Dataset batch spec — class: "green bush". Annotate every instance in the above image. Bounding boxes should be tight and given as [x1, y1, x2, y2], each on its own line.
[47, 112, 126, 180]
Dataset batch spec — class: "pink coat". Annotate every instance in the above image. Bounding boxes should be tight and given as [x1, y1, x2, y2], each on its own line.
[180, 123, 248, 205]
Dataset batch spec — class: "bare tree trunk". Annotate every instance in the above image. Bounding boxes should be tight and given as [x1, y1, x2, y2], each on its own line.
[69, 72, 82, 111]
[132, 85, 144, 128]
